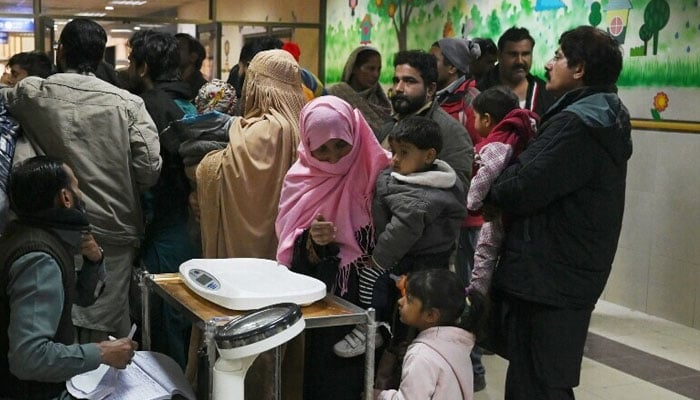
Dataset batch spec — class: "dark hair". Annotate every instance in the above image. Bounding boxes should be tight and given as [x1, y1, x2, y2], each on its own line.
[406, 269, 465, 325]
[474, 38, 497, 57]
[559, 26, 623, 86]
[95, 60, 123, 88]
[389, 116, 442, 153]
[472, 86, 520, 124]
[393, 50, 438, 87]
[9, 156, 69, 215]
[128, 30, 180, 82]
[406, 269, 489, 339]
[8, 51, 53, 78]
[175, 33, 206, 70]
[497, 26, 535, 51]
[59, 18, 106, 74]
[239, 36, 283, 65]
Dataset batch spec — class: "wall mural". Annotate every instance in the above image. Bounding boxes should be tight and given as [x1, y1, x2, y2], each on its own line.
[325, 0, 700, 122]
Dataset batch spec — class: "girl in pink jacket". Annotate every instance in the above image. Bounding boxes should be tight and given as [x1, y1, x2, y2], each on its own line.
[376, 269, 487, 400]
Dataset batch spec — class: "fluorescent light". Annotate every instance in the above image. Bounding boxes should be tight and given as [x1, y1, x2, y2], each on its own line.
[105, 6, 115, 10]
[110, 28, 133, 33]
[76, 12, 106, 16]
[133, 26, 141, 30]
[109, 0, 147, 5]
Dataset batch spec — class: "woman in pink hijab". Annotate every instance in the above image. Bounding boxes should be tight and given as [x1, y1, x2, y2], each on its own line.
[276, 95, 390, 399]
[277, 95, 390, 295]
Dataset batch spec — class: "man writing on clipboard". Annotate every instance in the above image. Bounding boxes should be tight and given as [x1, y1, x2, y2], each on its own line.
[0, 156, 137, 400]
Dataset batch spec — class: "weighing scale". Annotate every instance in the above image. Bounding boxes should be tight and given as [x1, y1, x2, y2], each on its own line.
[179, 258, 327, 310]
[179, 258, 325, 400]
[213, 303, 304, 400]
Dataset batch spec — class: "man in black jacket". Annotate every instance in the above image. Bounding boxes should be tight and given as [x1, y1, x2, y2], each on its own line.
[487, 26, 632, 399]
[126, 30, 200, 368]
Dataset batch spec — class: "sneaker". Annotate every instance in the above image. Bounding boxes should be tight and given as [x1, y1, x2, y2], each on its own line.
[473, 373, 486, 392]
[333, 326, 383, 358]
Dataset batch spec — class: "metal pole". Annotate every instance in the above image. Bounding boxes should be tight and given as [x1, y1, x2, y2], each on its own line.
[364, 307, 376, 400]
[274, 346, 282, 400]
[139, 270, 151, 351]
[206, 319, 217, 400]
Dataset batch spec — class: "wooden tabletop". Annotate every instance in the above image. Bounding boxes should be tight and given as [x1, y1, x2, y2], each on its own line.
[147, 273, 368, 327]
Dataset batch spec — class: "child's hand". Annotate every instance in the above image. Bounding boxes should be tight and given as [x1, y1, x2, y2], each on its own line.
[395, 274, 407, 298]
[309, 214, 336, 246]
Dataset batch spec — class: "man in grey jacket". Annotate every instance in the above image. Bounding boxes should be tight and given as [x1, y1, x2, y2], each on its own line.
[377, 50, 473, 190]
[0, 18, 162, 342]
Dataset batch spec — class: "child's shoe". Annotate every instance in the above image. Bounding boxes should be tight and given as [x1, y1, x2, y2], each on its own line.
[333, 326, 383, 358]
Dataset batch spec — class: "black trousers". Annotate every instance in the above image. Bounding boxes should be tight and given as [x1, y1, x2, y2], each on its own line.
[501, 295, 593, 400]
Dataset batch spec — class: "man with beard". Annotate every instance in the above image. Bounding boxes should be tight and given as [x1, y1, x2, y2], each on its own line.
[126, 30, 201, 367]
[378, 50, 473, 189]
[0, 156, 138, 400]
[477, 27, 555, 117]
[0, 18, 161, 343]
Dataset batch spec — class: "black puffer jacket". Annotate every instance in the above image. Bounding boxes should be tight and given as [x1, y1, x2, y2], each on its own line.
[489, 86, 633, 309]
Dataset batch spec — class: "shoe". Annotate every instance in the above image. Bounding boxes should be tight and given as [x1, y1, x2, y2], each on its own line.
[473, 373, 486, 392]
[333, 326, 384, 358]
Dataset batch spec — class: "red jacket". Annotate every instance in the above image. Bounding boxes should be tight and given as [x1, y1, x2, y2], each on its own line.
[437, 77, 483, 228]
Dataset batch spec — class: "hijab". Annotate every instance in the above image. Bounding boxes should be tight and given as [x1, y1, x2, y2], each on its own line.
[276, 96, 390, 290]
[197, 50, 306, 259]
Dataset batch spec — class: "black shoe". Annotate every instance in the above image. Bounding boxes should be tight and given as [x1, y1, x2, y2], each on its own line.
[473, 374, 486, 392]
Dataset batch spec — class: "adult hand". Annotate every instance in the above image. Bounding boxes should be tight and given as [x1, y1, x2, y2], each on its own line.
[97, 338, 138, 369]
[309, 215, 336, 246]
[81, 233, 103, 263]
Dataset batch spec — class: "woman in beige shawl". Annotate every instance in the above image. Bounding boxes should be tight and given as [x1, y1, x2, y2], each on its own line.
[196, 49, 306, 260]
[191, 49, 306, 400]
[327, 46, 392, 134]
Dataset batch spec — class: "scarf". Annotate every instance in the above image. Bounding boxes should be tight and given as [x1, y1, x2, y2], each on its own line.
[327, 46, 392, 134]
[17, 206, 90, 252]
[276, 96, 390, 293]
[196, 50, 306, 259]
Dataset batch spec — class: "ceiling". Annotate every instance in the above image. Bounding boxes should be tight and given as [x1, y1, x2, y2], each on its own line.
[0, 0, 205, 19]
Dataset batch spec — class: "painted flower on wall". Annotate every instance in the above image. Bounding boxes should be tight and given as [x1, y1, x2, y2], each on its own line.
[651, 91, 669, 120]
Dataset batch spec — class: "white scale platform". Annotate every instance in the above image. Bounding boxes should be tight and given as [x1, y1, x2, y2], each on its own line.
[179, 258, 327, 311]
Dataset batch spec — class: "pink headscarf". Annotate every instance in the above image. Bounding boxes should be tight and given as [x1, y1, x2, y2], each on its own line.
[276, 96, 390, 279]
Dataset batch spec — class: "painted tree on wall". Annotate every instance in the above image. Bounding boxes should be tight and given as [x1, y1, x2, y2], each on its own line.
[589, 2, 602, 26]
[643, 0, 670, 55]
[367, 0, 437, 51]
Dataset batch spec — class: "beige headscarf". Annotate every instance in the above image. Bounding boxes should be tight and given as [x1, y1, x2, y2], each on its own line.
[196, 49, 306, 259]
[327, 46, 392, 134]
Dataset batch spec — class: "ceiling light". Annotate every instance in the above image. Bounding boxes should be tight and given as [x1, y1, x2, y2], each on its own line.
[105, 6, 114, 10]
[133, 26, 141, 30]
[109, 0, 147, 5]
[110, 28, 133, 33]
[76, 12, 106, 17]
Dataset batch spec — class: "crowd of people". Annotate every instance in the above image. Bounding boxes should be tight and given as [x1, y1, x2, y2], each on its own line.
[0, 17, 632, 400]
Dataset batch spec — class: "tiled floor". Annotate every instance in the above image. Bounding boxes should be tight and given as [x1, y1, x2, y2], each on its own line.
[474, 300, 700, 400]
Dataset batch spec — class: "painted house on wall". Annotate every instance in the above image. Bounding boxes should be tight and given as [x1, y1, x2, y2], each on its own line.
[605, 0, 633, 44]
